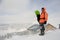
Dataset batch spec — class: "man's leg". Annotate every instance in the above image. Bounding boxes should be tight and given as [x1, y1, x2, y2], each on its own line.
[40, 24, 45, 35]
[39, 24, 43, 35]
[42, 24, 45, 35]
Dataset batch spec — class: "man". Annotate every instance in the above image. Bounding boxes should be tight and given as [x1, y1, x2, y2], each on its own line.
[39, 7, 48, 35]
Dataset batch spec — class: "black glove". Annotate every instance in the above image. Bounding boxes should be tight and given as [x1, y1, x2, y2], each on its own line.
[44, 21, 47, 24]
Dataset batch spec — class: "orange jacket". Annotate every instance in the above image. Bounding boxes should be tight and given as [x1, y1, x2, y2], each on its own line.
[39, 11, 48, 24]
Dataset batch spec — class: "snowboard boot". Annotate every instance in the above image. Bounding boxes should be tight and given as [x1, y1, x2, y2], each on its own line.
[39, 30, 45, 35]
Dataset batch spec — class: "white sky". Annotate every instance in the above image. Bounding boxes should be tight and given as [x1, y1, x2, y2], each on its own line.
[0, 0, 35, 24]
[0, 0, 60, 28]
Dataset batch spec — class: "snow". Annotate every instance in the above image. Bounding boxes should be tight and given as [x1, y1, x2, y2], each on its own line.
[0, 23, 60, 40]
[4, 29, 60, 40]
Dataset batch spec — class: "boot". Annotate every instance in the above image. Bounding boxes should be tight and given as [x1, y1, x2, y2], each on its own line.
[39, 30, 45, 35]
[39, 30, 43, 35]
[42, 30, 45, 35]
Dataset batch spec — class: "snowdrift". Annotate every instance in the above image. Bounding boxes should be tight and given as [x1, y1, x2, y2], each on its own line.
[0, 23, 57, 40]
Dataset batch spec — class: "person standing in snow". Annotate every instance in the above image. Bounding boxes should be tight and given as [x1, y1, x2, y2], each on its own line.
[39, 7, 48, 35]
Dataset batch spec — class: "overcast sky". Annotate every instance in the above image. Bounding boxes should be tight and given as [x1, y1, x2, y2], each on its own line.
[0, 0, 60, 28]
[30, 0, 60, 28]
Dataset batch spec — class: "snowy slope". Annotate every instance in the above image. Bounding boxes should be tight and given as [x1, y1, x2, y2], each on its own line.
[5, 29, 60, 40]
[0, 23, 60, 40]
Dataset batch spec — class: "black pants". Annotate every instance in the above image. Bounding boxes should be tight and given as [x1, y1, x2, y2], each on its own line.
[40, 24, 45, 35]
[40, 24, 45, 30]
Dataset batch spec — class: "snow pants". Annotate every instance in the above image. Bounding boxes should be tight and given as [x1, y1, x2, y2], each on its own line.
[40, 24, 45, 35]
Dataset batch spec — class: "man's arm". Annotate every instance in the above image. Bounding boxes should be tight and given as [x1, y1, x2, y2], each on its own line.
[45, 12, 48, 21]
